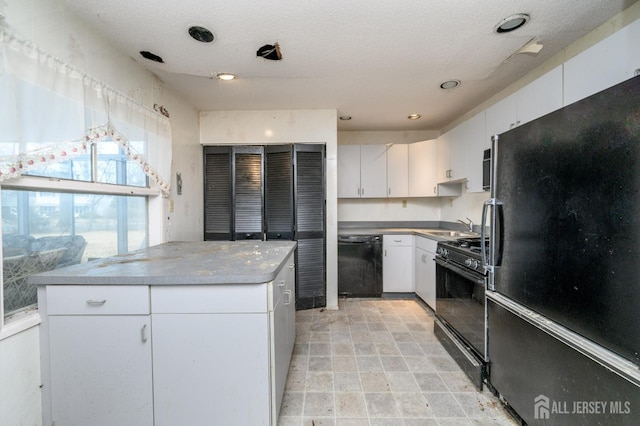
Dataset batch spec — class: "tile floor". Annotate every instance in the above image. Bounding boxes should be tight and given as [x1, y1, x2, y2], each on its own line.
[278, 298, 519, 426]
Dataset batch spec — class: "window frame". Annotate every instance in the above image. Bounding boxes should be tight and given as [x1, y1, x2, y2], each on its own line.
[0, 174, 165, 340]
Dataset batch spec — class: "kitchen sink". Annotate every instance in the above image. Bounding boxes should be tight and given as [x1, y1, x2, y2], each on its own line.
[426, 230, 479, 238]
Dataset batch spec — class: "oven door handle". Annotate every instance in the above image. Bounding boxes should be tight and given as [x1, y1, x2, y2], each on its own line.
[435, 257, 486, 286]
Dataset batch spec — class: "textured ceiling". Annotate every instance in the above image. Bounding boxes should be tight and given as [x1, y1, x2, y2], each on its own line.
[60, 0, 637, 131]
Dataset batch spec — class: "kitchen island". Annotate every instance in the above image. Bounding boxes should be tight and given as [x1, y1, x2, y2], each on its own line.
[32, 241, 297, 426]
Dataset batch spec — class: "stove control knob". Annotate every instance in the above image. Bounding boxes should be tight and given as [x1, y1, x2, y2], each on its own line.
[465, 258, 479, 269]
[437, 247, 448, 257]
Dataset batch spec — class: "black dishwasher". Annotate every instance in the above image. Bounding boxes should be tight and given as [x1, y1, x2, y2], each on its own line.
[338, 235, 383, 297]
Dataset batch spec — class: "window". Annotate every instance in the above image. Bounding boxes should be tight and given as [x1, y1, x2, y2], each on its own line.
[2, 188, 147, 320]
[0, 29, 171, 335]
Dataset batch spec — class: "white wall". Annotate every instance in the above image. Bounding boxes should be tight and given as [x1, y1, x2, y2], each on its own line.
[200, 109, 339, 310]
[0, 1, 200, 424]
[0, 327, 41, 425]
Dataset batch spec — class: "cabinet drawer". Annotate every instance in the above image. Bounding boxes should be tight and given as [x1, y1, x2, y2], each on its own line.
[415, 236, 438, 253]
[46, 285, 150, 315]
[383, 234, 413, 247]
[152, 283, 268, 313]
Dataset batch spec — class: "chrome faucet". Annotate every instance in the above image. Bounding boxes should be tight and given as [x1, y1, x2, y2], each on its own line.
[458, 217, 474, 232]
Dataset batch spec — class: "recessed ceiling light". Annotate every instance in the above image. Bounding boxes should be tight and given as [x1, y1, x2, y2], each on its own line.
[139, 51, 164, 63]
[440, 80, 460, 89]
[495, 13, 530, 33]
[339, 115, 352, 121]
[408, 114, 421, 120]
[216, 73, 237, 81]
[188, 26, 214, 43]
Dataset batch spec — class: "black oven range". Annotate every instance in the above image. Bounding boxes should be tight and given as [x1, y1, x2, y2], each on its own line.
[434, 237, 490, 390]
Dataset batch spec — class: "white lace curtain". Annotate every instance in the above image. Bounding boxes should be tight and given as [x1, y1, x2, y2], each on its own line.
[0, 29, 171, 194]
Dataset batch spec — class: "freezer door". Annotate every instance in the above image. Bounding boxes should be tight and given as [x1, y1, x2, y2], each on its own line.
[488, 298, 640, 426]
[491, 75, 640, 364]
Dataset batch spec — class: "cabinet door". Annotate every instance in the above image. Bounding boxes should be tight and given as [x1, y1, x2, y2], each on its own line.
[153, 313, 271, 426]
[454, 112, 486, 193]
[408, 140, 437, 197]
[386, 144, 409, 197]
[517, 65, 563, 125]
[337, 145, 361, 197]
[436, 132, 451, 183]
[383, 235, 413, 293]
[415, 240, 437, 310]
[48, 315, 153, 426]
[564, 19, 640, 106]
[360, 144, 388, 198]
[485, 92, 517, 143]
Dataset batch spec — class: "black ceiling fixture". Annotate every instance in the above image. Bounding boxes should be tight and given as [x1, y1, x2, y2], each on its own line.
[495, 13, 530, 33]
[139, 51, 164, 63]
[188, 26, 214, 43]
[257, 42, 282, 61]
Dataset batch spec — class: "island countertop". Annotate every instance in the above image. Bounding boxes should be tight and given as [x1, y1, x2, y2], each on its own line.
[29, 240, 297, 286]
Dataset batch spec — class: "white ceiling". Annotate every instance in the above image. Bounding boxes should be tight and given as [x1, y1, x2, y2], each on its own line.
[60, 0, 637, 131]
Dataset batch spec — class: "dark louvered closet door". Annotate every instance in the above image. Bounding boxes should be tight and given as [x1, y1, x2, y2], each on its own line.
[203, 146, 232, 240]
[265, 145, 294, 240]
[233, 146, 264, 240]
[294, 144, 326, 309]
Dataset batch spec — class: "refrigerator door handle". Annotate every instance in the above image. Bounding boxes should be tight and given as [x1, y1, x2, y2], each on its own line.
[481, 198, 504, 278]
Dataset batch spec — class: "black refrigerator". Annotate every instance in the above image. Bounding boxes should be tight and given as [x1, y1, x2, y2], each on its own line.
[483, 75, 640, 425]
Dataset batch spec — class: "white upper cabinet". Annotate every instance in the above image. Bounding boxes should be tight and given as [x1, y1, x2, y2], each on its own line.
[485, 65, 563, 144]
[408, 139, 437, 197]
[455, 111, 486, 193]
[437, 112, 485, 193]
[564, 19, 640, 106]
[485, 93, 517, 144]
[337, 145, 361, 198]
[436, 128, 453, 183]
[360, 144, 388, 198]
[337, 144, 387, 198]
[517, 65, 563, 125]
[386, 144, 409, 197]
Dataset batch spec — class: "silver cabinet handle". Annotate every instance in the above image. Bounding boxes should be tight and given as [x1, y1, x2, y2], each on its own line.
[284, 290, 292, 305]
[394, 239, 402, 242]
[421, 253, 428, 263]
[141, 324, 148, 343]
[361, 187, 364, 195]
[278, 279, 286, 287]
[357, 187, 361, 195]
[86, 299, 106, 305]
[388, 188, 391, 195]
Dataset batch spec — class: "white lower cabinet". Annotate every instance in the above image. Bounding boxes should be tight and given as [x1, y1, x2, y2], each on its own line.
[152, 312, 271, 426]
[40, 254, 296, 426]
[414, 236, 437, 310]
[48, 314, 153, 426]
[383, 234, 414, 293]
[43, 285, 153, 426]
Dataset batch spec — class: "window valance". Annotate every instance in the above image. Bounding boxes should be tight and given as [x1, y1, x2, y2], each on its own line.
[0, 29, 171, 194]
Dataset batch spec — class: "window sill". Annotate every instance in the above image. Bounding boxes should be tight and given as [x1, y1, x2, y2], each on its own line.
[0, 310, 41, 341]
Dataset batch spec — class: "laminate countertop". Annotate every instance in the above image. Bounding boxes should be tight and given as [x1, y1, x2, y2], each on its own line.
[29, 241, 297, 286]
[338, 227, 479, 241]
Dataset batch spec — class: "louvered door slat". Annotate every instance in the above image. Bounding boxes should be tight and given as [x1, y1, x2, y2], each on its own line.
[234, 150, 263, 239]
[203, 148, 232, 240]
[265, 147, 294, 240]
